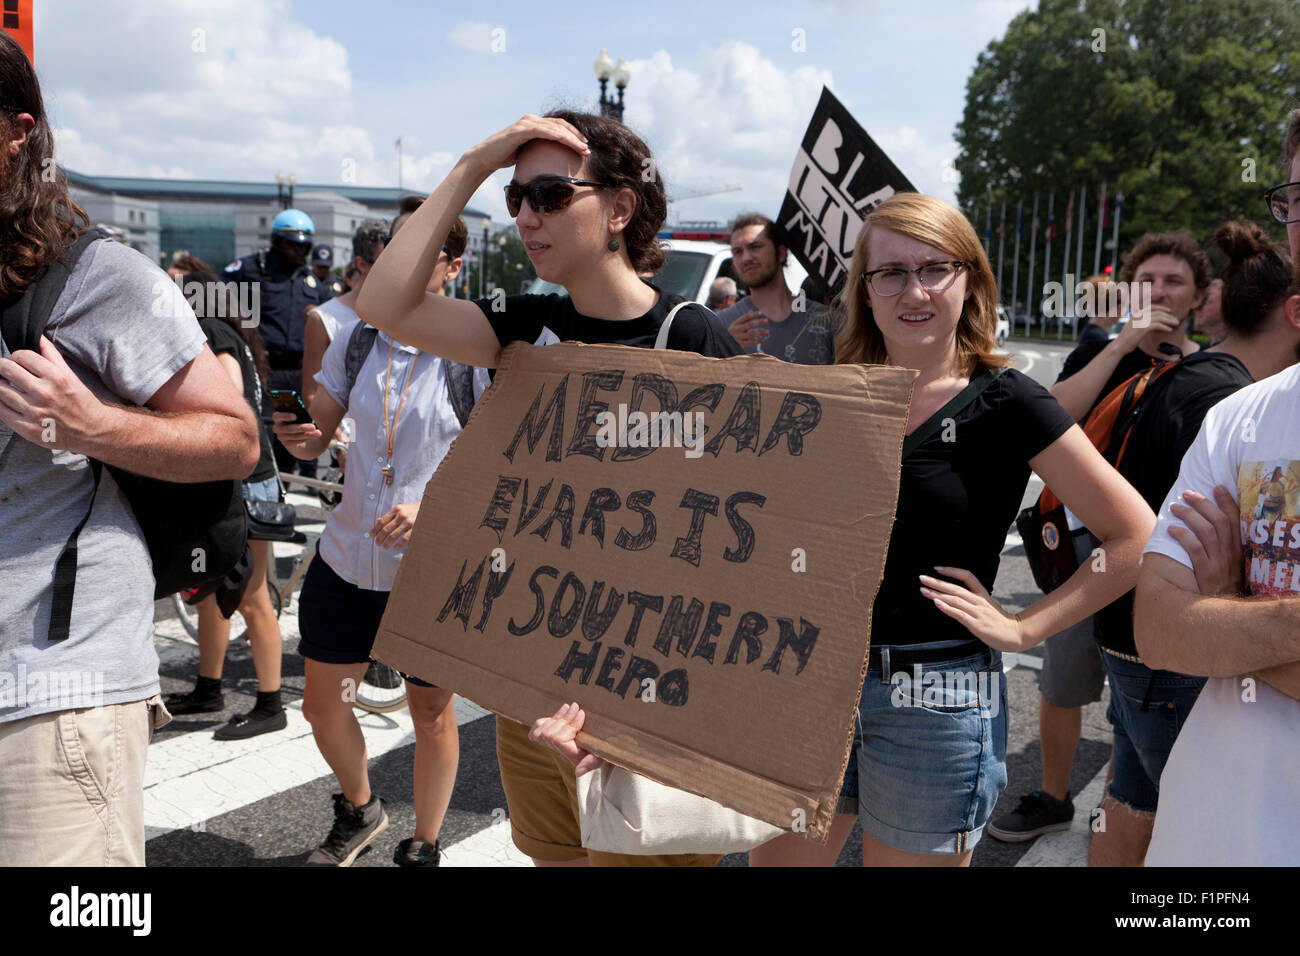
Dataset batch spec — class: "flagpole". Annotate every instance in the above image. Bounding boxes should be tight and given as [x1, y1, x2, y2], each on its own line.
[996, 198, 1007, 303]
[1026, 191, 1040, 338]
[1061, 189, 1074, 338]
[1110, 194, 1124, 274]
[1070, 184, 1087, 339]
[1010, 198, 1023, 322]
[984, 192, 992, 256]
[1093, 181, 1107, 276]
[1042, 190, 1055, 337]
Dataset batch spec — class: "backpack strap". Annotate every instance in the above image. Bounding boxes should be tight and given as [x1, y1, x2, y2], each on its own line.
[0, 231, 105, 642]
[47, 460, 104, 642]
[0, 230, 102, 354]
[342, 321, 379, 404]
[902, 367, 1005, 459]
[654, 300, 703, 350]
[442, 359, 477, 428]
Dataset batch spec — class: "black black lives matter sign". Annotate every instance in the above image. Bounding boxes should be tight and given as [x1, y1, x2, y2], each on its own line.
[777, 86, 915, 297]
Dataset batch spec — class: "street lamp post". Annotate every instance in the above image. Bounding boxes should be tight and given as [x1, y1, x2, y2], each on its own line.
[274, 171, 296, 210]
[593, 49, 630, 122]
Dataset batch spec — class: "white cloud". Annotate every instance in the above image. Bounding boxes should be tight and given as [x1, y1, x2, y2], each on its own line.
[36, 0, 435, 192]
[617, 43, 834, 225]
[446, 20, 505, 55]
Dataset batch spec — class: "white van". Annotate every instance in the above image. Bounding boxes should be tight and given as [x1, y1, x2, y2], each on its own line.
[528, 230, 810, 306]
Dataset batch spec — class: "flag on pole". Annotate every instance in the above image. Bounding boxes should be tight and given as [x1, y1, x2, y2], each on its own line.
[1064, 191, 1074, 236]
[1046, 208, 1055, 244]
[395, 137, 402, 150]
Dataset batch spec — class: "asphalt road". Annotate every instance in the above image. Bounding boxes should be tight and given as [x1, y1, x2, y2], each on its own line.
[147, 337, 1109, 868]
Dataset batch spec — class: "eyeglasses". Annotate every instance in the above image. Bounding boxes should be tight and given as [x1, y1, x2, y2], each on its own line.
[861, 260, 967, 297]
[504, 176, 606, 218]
[1264, 181, 1300, 224]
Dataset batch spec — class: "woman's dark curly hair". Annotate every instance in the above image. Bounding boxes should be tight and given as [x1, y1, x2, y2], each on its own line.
[544, 110, 667, 274]
[0, 30, 88, 301]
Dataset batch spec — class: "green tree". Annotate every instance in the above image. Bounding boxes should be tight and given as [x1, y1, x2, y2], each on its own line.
[956, 0, 1300, 293]
[484, 231, 535, 295]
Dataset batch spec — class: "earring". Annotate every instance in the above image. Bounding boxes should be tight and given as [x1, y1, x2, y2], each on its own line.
[607, 238, 620, 252]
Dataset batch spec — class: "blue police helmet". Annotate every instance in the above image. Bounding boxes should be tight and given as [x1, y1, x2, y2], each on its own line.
[271, 209, 315, 245]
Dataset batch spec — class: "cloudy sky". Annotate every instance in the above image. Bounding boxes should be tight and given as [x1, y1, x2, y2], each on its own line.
[34, 0, 1032, 226]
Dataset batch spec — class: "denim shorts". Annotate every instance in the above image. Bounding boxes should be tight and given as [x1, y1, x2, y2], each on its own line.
[297, 549, 436, 688]
[241, 475, 281, 503]
[839, 642, 1007, 854]
[1100, 650, 1205, 813]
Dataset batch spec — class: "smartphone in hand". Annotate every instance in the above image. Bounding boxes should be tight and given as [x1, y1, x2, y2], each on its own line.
[270, 389, 314, 425]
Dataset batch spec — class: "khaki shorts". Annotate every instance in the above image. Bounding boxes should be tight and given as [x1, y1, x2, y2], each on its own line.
[495, 715, 722, 867]
[0, 696, 168, 866]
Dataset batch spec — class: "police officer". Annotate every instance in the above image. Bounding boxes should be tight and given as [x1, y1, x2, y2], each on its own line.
[223, 208, 325, 476]
[311, 244, 346, 301]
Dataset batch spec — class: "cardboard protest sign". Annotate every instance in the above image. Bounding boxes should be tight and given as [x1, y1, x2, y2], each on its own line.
[373, 343, 914, 842]
[1, 0, 34, 63]
[778, 86, 915, 297]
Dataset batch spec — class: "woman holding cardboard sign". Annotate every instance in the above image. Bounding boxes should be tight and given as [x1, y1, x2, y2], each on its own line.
[357, 110, 738, 867]
[749, 193, 1155, 867]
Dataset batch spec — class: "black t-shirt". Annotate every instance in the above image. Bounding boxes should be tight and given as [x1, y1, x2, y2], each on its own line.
[1093, 351, 1253, 655]
[874, 369, 1075, 650]
[200, 318, 277, 483]
[1056, 325, 1172, 420]
[474, 283, 742, 358]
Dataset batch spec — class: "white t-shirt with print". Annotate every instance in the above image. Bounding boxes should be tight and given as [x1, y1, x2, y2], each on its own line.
[1142, 363, 1300, 866]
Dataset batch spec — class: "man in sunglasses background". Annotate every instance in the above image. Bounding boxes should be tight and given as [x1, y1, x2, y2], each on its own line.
[714, 212, 839, 364]
[224, 208, 327, 478]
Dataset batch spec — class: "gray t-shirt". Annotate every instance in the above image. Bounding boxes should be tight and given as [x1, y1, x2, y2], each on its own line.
[714, 295, 839, 364]
[0, 240, 206, 722]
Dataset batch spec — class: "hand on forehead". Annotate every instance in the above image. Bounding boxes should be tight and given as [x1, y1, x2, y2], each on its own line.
[514, 139, 588, 183]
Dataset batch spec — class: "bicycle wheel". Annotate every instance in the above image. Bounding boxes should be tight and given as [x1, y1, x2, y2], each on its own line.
[171, 593, 199, 638]
[354, 661, 408, 713]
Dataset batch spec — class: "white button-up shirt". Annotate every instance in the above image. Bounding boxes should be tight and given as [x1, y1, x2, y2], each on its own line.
[314, 327, 487, 591]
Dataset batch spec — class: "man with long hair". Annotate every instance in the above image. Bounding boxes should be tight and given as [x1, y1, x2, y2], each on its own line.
[0, 32, 259, 865]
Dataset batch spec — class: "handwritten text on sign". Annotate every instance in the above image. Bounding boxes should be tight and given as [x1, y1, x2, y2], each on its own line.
[438, 368, 825, 706]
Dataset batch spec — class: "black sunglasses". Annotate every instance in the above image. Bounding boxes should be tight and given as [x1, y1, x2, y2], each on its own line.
[504, 176, 607, 218]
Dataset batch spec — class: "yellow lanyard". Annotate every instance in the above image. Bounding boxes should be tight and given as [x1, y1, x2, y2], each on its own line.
[381, 339, 417, 484]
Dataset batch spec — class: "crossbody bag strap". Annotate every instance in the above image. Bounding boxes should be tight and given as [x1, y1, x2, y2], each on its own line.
[901, 367, 1005, 459]
[654, 300, 697, 350]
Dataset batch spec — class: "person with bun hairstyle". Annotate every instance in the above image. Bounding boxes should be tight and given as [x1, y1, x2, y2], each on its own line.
[357, 111, 738, 867]
[1131, 107, 1300, 867]
[750, 193, 1156, 866]
[1085, 219, 1300, 867]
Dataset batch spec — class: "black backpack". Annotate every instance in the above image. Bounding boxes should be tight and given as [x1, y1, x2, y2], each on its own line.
[0, 231, 248, 641]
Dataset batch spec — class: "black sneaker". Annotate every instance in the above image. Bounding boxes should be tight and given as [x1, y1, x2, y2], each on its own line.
[164, 687, 224, 715]
[212, 708, 287, 741]
[393, 837, 440, 867]
[987, 790, 1074, 843]
[304, 793, 388, 866]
